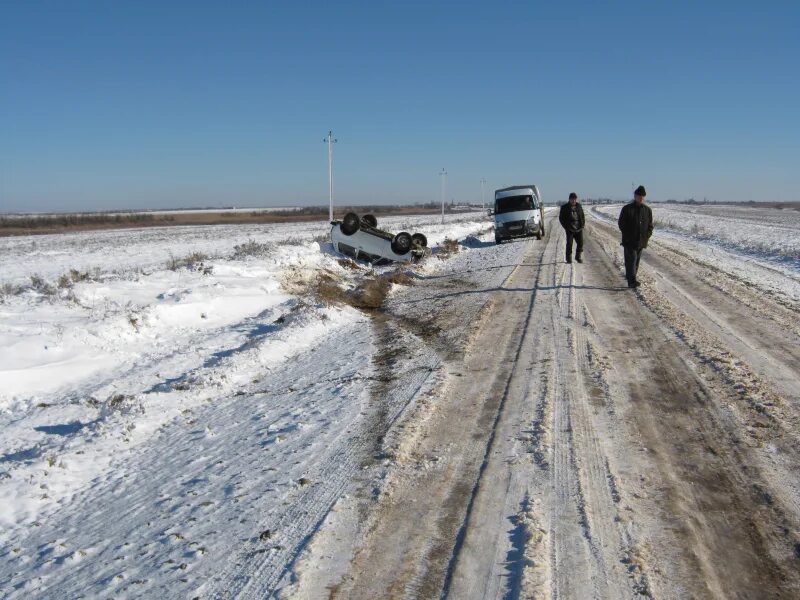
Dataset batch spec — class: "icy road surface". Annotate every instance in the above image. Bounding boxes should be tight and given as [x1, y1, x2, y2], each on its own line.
[1, 205, 800, 598]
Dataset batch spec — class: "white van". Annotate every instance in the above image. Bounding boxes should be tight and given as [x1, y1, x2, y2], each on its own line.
[493, 185, 545, 244]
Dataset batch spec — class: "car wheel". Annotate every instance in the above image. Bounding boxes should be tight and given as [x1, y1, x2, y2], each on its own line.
[495, 235, 503, 244]
[362, 214, 377, 228]
[540, 223, 546, 237]
[391, 232, 413, 255]
[341, 212, 360, 236]
[411, 233, 427, 248]
[535, 226, 542, 240]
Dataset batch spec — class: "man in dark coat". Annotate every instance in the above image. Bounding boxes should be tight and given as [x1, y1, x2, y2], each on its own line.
[618, 185, 654, 288]
[559, 192, 585, 263]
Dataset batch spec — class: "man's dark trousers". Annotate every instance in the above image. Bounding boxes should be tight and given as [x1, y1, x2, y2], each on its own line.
[623, 246, 642, 284]
[566, 230, 583, 261]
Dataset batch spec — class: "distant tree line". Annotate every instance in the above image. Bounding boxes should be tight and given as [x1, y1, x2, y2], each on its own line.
[580, 198, 734, 205]
[0, 213, 176, 229]
[265, 203, 471, 217]
[663, 198, 717, 205]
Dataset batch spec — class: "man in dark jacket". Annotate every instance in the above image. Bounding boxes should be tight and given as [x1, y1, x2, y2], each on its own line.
[559, 192, 585, 263]
[618, 185, 654, 288]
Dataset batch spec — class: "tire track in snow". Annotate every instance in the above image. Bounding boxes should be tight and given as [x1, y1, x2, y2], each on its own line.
[564, 258, 654, 598]
[548, 226, 604, 599]
[441, 226, 555, 600]
[201, 323, 442, 598]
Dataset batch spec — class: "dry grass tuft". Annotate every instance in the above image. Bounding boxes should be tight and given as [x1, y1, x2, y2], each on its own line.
[29, 274, 57, 297]
[232, 238, 274, 259]
[286, 262, 413, 312]
[312, 272, 351, 305]
[336, 257, 362, 271]
[437, 237, 460, 260]
[384, 270, 413, 286]
[0, 282, 24, 302]
[57, 269, 93, 289]
[167, 252, 212, 274]
[307, 270, 396, 309]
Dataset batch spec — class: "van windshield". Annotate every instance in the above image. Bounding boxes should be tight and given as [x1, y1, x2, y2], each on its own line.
[495, 195, 534, 214]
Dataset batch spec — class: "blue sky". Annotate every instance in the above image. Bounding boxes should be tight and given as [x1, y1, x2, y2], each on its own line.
[1, 1, 798, 211]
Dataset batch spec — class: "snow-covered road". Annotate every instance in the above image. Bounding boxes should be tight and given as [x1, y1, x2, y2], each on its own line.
[2, 204, 800, 598]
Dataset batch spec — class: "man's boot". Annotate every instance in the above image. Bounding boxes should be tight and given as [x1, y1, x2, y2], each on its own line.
[575, 253, 583, 263]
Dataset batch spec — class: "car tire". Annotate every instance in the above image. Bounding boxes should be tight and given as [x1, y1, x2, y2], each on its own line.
[411, 233, 427, 248]
[535, 225, 542, 240]
[495, 235, 503, 244]
[391, 232, 413, 255]
[362, 214, 377, 228]
[341, 212, 360, 236]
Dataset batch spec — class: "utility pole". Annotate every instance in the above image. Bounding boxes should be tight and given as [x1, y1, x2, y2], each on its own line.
[439, 168, 447, 224]
[480, 178, 486, 210]
[324, 130, 337, 222]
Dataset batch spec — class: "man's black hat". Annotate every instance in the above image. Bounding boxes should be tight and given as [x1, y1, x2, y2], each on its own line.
[634, 185, 647, 197]
[569, 192, 578, 200]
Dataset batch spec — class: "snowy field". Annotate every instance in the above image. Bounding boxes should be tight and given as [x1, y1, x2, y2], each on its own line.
[0, 212, 493, 596]
[0, 213, 483, 285]
[2, 204, 799, 598]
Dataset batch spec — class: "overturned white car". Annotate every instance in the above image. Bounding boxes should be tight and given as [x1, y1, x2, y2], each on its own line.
[330, 213, 428, 263]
